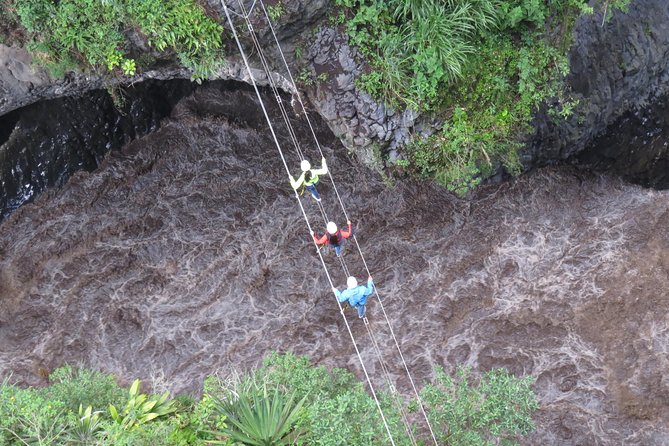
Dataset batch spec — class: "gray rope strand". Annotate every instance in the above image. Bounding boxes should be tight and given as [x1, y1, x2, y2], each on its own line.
[221, 4, 397, 445]
[337, 255, 350, 278]
[258, 0, 351, 222]
[353, 234, 438, 445]
[237, 0, 306, 161]
[364, 317, 418, 446]
[257, 1, 438, 441]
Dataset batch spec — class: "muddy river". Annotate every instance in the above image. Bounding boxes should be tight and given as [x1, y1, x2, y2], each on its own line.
[1, 83, 668, 444]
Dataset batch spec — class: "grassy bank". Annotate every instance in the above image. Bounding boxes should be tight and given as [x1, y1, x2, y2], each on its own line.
[0, 352, 538, 445]
[2, 0, 225, 80]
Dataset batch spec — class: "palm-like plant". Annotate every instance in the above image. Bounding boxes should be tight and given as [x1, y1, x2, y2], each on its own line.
[108, 379, 176, 430]
[66, 405, 103, 445]
[207, 385, 306, 446]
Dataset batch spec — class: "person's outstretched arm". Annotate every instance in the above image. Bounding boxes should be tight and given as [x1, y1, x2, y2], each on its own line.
[332, 287, 345, 303]
[311, 230, 327, 245]
[312, 157, 328, 176]
[341, 220, 352, 238]
[289, 172, 305, 189]
[365, 276, 375, 295]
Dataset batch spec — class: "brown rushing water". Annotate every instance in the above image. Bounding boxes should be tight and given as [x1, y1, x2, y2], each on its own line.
[1, 83, 668, 445]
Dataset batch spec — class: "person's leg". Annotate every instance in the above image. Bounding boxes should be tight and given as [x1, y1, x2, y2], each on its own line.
[357, 305, 366, 318]
[306, 184, 321, 201]
[335, 244, 342, 256]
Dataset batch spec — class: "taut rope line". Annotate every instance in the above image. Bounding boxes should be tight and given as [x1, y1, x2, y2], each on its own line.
[256, 2, 439, 444]
[220, 2, 397, 444]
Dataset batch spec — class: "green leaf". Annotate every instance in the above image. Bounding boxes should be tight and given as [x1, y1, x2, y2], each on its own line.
[129, 379, 140, 397]
[109, 404, 119, 421]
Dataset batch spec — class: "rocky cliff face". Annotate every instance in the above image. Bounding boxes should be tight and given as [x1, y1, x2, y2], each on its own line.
[2, 0, 669, 171]
[530, 0, 669, 164]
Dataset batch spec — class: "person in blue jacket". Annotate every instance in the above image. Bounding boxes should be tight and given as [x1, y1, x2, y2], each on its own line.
[332, 276, 374, 318]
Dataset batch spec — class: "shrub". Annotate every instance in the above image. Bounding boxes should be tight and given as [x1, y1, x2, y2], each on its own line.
[0, 378, 69, 445]
[65, 404, 104, 445]
[0, 355, 538, 445]
[338, 0, 498, 111]
[421, 366, 539, 446]
[253, 352, 414, 446]
[125, 0, 225, 80]
[44, 365, 127, 412]
[11, 0, 225, 79]
[338, 0, 633, 193]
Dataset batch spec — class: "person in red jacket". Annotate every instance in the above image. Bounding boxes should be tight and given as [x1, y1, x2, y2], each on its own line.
[311, 220, 352, 256]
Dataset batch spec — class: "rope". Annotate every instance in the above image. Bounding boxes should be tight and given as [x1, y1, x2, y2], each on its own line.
[233, 2, 434, 444]
[337, 255, 350, 278]
[257, 2, 439, 444]
[315, 200, 329, 223]
[236, 0, 305, 161]
[364, 317, 418, 446]
[352, 234, 438, 444]
[220, 3, 397, 445]
[257, 0, 351, 221]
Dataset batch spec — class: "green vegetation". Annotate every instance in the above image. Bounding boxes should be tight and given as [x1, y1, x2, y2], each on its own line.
[207, 385, 306, 445]
[422, 366, 538, 445]
[6, 0, 225, 79]
[334, 0, 631, 194]
[266, 2, 285, 21]
[0, 353, 539, 445]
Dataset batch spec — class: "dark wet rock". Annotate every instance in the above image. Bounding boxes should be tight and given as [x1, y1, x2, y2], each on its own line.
[530, 0, 669, 165]
[0, 80, 196, 219]
[576, 92, 669, 188]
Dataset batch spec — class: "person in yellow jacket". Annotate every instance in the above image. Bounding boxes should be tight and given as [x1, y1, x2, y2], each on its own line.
[289, 157, 327, 202]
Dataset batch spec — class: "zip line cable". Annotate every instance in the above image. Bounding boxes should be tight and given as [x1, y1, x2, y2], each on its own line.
[235, 0, 305, 161]
[220, 3, 397, 445]
[236, 16, 412, 438]
[240, 1, 434, 442]
[231, 2, 433, 444]
[364, 317, 418, 446]
[256, 3, 439, 444]
[235, 0, 348, 287]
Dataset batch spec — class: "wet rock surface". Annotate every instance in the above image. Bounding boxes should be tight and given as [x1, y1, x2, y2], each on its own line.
[577, 92, 669, 189]
[1, 84, 669, 444]
[0, 80, 196, 219]
[530, 0, 669, 164]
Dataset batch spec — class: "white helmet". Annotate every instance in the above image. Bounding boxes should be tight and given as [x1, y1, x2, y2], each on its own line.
[347, 276, 358, 289]
[301, 160, 311, 172]
[326, 222, 338, 234]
